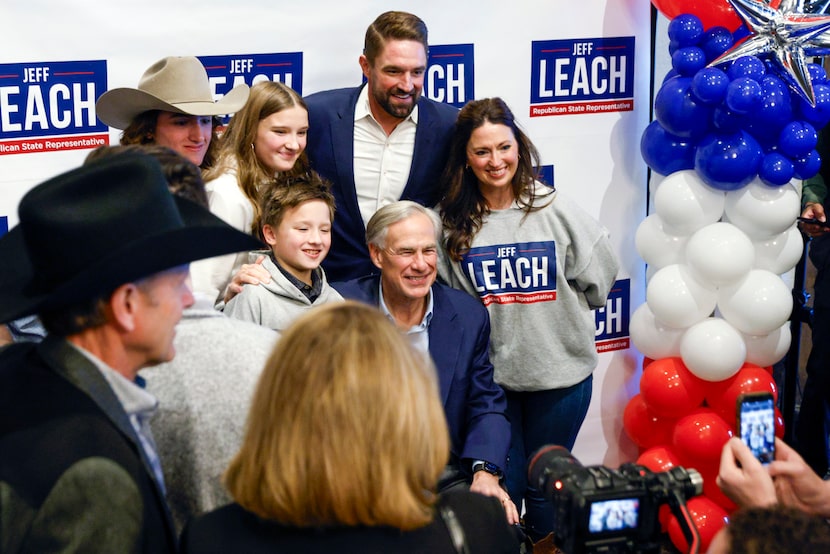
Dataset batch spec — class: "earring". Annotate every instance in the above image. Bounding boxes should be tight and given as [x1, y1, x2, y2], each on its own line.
[250, 143, 255, 151]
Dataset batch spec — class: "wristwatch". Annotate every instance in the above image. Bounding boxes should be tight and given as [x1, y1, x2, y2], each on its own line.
[472, 461, 503, 478]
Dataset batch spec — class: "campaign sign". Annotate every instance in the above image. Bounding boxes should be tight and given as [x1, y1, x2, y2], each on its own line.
[530, 37, 635, 118]
[537, 164, 554, 188]
[595, 278, 630, 353]
[199, 52, 303, 124]
[0, 60, 108, 155]
[425, 44, 474, 108]
[461, 241, 557, 307]
[0, 216, 7, 237]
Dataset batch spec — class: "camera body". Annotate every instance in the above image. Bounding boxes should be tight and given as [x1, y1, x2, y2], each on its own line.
[529, 445, 703, 554]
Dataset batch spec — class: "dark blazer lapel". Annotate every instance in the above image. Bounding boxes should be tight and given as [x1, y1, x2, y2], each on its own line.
[427, 285, 459, 405]
[37, 337, 172, 513]
[332, 86, 363, 226]
[404, 98, 437, 198]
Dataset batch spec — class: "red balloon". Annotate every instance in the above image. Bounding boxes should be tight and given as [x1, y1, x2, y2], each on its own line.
[651, 0, 743, 32]
[672, 408, 734, 468]
[624, 394, 677, 449]
[700, 469, 738, 512]
[774, 407, 785, 439]
[637, 444, 681, 473]
[643, 356, 655, 369]
[640, 357, 707, 418]
[705, 364, 778, 424]
[667, 496, 730, 553]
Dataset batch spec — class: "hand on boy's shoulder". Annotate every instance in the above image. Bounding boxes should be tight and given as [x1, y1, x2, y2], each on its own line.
[223, 255, 272, 304]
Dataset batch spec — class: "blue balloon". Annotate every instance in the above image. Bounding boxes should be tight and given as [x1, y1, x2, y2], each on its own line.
[640, 120, 697, 176]
[793, 149, 822, 180]
[691, 67, 730, 104]
[712, 105, 745, 133]
[662, 68, 680, 84]
[668, 14, 704, 47]
[694, 131, 763, 190]
[759, 152, 795, 187]
[797, 83, 830, 129]
[745, 75, 794, 141]
[654, 76, 713, 139]
[778, 121, 817, 158]
[727, 56, 766, 81]
[700, 26, 734, 63]
[726, 77, 763, 114]
[672, 47, 707, 77]
[808, 63, 828, 85]
[733, 25, 751, 43]
[669, 39, 681, 57]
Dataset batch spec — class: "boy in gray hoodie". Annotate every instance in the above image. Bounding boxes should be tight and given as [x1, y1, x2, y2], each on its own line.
[224, 173, 342, 331]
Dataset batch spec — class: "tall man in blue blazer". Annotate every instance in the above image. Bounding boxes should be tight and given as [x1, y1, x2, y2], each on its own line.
[305, 11, 458, 282]
[0, 154, 261, 552]
[332, 201, 518, 524]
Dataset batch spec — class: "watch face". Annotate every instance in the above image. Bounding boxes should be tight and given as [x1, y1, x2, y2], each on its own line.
[474, 462, 502, 476]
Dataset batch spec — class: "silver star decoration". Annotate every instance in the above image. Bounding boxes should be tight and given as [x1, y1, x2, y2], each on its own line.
[709, 0, 830, 105]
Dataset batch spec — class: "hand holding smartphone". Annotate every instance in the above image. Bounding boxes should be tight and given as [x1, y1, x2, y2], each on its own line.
[737, 392, 776, 466]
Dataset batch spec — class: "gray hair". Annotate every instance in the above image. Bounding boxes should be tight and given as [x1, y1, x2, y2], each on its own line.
[365, 201, 442, 249]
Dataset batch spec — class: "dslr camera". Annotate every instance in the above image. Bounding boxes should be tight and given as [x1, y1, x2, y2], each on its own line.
[528, 445, 703, 554]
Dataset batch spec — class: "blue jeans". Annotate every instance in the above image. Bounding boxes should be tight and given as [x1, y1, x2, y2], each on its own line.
[504, 375, 593, 543]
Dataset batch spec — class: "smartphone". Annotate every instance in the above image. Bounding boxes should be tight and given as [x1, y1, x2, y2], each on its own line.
[737, 392, 776, 466]
[798, 217, 830, 228]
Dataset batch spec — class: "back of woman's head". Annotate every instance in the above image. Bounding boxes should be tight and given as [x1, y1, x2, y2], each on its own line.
[225, 301, 450, 530]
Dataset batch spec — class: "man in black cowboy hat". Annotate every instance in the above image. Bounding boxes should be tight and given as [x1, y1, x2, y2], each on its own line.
[0, 154, 261, 553]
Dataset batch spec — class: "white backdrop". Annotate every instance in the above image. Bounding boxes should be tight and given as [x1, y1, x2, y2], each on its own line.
[0, 0, 651, 466]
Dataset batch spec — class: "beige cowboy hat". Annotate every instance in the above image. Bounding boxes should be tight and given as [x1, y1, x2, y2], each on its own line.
[96, 56, 250, 129]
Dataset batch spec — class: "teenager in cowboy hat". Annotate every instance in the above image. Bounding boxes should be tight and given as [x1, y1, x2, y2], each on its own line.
[0, 153, 262, 553]
[96, 56, 249, 169]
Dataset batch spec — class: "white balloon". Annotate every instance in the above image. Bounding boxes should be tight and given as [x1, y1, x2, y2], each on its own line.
[685, 222, 755, 287]
[635, 214, 688, 269]
[680, 317, 746, 382]
[630, 303, 685, 359]
[723, 178, 800, 239]
[653, 169, 726, 235]
[646, 264, 717, 329]
[717, 269, 794, 335]
[742, 323, 792, 368]
[752, 224, 805, 275]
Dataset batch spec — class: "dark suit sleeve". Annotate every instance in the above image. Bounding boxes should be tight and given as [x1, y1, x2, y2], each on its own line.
[8, 457, 143, 553]
[458, 304, 511, 470]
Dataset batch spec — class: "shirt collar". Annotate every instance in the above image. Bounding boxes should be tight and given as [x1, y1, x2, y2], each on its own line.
[272, 255, 323, 302]
[355, 84, 419, 126]
[68, 342, 158, 418]
[377, 280, 433, 333]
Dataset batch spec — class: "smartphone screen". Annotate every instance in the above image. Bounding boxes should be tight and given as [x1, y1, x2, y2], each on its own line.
[737, 392, 776, 465]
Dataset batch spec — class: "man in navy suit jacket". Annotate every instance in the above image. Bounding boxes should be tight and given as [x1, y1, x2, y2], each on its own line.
[305, 11, 458, 282]
[332, 201, 518, 525]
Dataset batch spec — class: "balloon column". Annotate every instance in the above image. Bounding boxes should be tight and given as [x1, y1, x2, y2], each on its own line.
[629, 0, 830, 551]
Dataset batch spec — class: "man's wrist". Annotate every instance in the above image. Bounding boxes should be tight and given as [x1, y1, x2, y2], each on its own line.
[472, 460, 503, 478]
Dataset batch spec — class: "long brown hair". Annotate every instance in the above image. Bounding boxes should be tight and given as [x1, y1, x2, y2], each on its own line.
[439, 97, 546, 261]
[204, 81, 310, 234]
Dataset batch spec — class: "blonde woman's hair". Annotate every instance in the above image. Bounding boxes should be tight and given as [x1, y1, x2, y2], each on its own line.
[204, 81, 310, 234]
[224, 301, 450, 530]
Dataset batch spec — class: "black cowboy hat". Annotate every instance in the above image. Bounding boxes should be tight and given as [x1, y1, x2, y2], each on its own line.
[0, 153, 262, 323]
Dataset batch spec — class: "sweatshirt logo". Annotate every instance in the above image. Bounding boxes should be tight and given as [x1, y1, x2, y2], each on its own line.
[462, 241, 556, 306]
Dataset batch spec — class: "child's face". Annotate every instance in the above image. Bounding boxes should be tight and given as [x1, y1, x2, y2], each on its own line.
[264, 199, 332, 285]
[253, 105, 308, 174]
